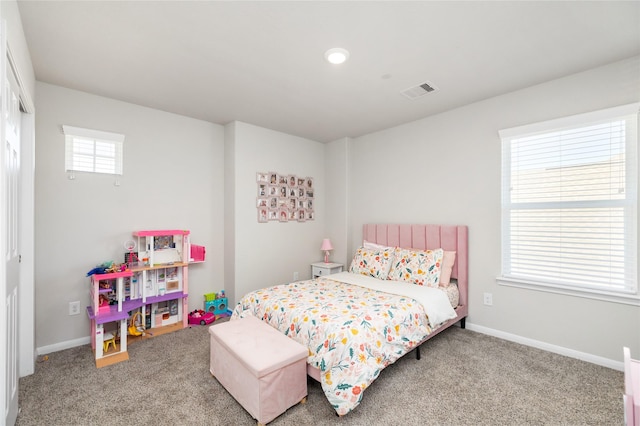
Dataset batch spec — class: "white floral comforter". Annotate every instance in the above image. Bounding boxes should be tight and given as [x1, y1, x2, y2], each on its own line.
[231, 272, 456, 415]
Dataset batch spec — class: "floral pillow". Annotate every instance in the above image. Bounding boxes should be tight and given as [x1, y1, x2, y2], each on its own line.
[348, 247, 395, 280]
[387, 247, 444, 287]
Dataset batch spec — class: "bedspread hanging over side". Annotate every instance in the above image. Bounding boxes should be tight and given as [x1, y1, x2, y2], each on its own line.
[231, 275, 453, 415]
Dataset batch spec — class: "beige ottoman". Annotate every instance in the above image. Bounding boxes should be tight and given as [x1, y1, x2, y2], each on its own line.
[209, 315, 308, 425]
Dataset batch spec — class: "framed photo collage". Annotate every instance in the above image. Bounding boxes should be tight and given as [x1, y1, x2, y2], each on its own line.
[257, 172, 314, 223]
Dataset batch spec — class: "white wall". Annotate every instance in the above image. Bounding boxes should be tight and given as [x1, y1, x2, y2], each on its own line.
[226, 121, 326, 304]
[325, 137, 350, 266]
[223, 122, 237, 305]
[1, 0, 35, 109]
[34, 82, 224, 350]
[29, 52, 639, 367]
[348, 56, 640, 363]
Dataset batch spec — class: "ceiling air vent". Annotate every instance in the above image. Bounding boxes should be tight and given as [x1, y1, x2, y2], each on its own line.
[401, 81, 438, 100]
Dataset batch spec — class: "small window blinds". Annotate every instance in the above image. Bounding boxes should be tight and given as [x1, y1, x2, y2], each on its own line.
[63, 125, 124, 176]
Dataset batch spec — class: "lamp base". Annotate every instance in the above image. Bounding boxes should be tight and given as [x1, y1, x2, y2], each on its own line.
[324, 251, 330, 263]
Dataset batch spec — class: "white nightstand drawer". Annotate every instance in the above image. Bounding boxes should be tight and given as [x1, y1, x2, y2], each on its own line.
[311, 262, 343, 278]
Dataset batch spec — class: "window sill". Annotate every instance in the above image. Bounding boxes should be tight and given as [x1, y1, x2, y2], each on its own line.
[496, 276, 640, 307]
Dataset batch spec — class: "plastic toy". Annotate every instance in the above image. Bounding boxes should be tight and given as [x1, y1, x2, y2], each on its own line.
[85, 229, 202, 368]
[87, 261, 127, 276]
[206, 298, 228, 315]
[128, 311, 145, 336]
[98, 294, 110, 314]
[188, 309, 215, 326]
[103, 330, 117, 352]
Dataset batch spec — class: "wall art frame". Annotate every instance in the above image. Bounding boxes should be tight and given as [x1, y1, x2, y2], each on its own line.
[256, 171, 315, 223]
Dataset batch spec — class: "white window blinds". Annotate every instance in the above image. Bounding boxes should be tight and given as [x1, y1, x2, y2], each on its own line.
[63, 125, 124, 175]
[500, 104, 638, 297]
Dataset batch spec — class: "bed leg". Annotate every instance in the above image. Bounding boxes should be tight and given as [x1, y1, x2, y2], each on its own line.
[460, 317, 466, 329]
[416, 345, 421, 360]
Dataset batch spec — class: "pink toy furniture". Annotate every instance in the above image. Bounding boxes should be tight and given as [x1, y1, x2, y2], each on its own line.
[209, 315, 308, 425]
[624, 347, 640, 426]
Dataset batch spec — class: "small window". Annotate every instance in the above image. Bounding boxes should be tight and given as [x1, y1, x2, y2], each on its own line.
[63, 125, 124, 175]
[499, 103, 639, 303]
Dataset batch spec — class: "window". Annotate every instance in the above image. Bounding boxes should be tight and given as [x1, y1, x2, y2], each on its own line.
[63, 125, 124, 176]
[499, 103, 639, 304]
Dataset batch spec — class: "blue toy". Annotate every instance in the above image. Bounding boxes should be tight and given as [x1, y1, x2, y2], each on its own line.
[206, 298, 228, 315]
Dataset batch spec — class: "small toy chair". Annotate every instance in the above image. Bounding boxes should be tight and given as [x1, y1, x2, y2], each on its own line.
[103, 331, 117, 353]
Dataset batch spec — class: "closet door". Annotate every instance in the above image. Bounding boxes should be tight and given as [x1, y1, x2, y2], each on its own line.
[2, 19, 21, 426]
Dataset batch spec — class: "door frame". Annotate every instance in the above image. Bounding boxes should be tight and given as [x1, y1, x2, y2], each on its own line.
[1, 39, 35, 426]
[8, 44, 36, 377]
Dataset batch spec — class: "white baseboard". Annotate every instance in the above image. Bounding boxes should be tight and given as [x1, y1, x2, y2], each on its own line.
[37, 336, 90, 356]
[466, 322, 623, 371]
[35, 323, 624, 372]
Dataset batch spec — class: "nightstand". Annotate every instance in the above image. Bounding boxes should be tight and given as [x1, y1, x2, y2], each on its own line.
[311, 262, 343, 278]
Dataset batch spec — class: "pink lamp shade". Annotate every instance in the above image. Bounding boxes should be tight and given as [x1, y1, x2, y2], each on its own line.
[321, 238, 333, 263]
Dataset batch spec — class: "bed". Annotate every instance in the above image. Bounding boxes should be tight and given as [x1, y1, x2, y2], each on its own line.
[231, 223, 468, 416]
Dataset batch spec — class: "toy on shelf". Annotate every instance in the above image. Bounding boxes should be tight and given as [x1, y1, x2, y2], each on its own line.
[87, 261, 127, 276]
[190, 244, 206, 262]
[128, 311, 145, 337]
[123, 239, 140, 268]
[98, 294, 110, 314]
[103, 329, 117, 353]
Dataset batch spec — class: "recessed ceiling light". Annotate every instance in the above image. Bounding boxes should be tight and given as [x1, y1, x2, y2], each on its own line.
[324, 48, 350, 65]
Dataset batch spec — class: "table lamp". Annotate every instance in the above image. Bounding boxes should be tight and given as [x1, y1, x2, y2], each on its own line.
[321, 238, 333, 263]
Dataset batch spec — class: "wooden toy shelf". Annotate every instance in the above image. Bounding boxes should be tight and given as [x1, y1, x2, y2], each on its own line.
[86, 229, 203, 368]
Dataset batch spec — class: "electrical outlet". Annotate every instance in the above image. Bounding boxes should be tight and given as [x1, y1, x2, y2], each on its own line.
[293, 271, 299, 281]
[69, 301, 81, 316]
[483, 292, 493, 306]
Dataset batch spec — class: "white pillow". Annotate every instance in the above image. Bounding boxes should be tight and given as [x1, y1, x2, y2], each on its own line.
[439, 251, 456, 286]
[363, 240, 393, 250]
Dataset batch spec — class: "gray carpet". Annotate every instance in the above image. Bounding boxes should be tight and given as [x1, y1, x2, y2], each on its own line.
[16, 321, 623, 425]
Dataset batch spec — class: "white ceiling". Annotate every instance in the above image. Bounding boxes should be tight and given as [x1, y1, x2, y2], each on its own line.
[17, 1, 640, 143]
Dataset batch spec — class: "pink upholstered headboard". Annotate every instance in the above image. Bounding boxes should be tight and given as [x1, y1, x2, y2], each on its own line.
[362, 224, 468, 309]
